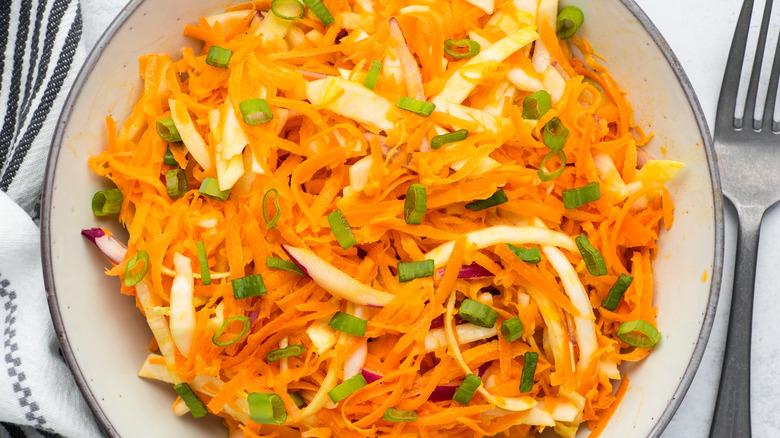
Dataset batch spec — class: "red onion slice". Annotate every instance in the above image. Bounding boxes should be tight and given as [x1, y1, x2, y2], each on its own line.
[436, 263, 494, 279]
[361, 368, 383, 384]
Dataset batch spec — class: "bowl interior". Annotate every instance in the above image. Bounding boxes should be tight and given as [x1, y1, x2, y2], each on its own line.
[43, 1, 722, 437]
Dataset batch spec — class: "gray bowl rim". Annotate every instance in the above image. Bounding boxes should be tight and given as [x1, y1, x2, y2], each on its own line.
[40, 1, 725, 437]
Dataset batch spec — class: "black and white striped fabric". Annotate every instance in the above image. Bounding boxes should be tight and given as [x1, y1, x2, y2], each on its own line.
[0, 1, 103, 437]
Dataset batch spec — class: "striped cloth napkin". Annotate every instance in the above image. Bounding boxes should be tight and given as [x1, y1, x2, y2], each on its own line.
[0, 1, 103, 437]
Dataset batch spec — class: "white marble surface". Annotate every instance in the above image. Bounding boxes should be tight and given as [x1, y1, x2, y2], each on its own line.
[76, 0, 771, 436]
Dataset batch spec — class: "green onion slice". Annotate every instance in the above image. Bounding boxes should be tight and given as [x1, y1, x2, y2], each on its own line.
[174, 383, 208, 418]
[327, 209, 357, 249]
[395, 96, 436, 117]
[616, 319, 661, 348]
[404, 183, 427, 225]
[289, 392, 305, 408]
[271, 0, 305, 20]
[458, 299, 498, 328]
[212, 315, 251, 347]
[302, 0, 335, 26]
[232, 274, 267, 299]
[538, 150, 566, 182]
[575, 235, 608, 276]
[239, 98, 273, 126]
[266, 344, 306, 362]
[501, 317, 524, 343]
[263, 189, 281, 229]
[397, 260, 435, 282]
[383, 407, 418, 422]
[199, 177, 230, 202]
[124, 250, 149, 287]
[522, 90, 552, 120]
[452, 374, 481, 405]
[601, 274, 634, 311]
[196, 241, 211, 285]
[164, 145, 178, 166]
[519, 352, 538, 393]
[267, 257, 305, 276]
[363, 60, 382, 90]
[562, 182, 600, 209]
[556, 6, 585, 39]
[444, 38, 481, 58]
[430, 129, 468, 150]
[465, 189, 508, 211]
[328, 373, 368, 403]
[92, 189, 123, 216]
[165, 168, 188, 199]
[248, 392, 287, 425]
[156, 117, 182, 142]
[506, 244, 541, 264]
[328, 311, 367, 336]
[542, 117, 569, 151]
[205, 45, 233, 69]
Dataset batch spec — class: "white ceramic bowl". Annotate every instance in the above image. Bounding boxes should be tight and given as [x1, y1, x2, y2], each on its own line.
[42, 1, 724, 437]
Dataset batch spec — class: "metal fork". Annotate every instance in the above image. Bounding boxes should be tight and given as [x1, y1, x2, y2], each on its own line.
[710, 0, 780, 437]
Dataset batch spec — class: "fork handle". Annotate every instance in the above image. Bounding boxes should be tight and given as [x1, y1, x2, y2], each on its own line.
[709, 204, 763, 438]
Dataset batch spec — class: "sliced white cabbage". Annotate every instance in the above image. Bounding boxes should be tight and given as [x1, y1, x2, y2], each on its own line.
[307, 319, 339, 354]
[465, 0, 495, 14]
[207, 302, 225, 332]
[205, 11, 253, 33]
[344, 306, 368, 379]
[138, 354, 175, 384]
[432, 26, 538, 107]
[135, 281, 179, 383]
[532, 0, 558, 73]
[425, 323, 497, 352]
[388, 18, 425, 101]
[438, 101, 512, 133]
[285, 25, 306, 48]
[480, 80, 517, 117]
[251, 10, 293, 39]
[513, 0, 538, 18]
[507, 67, 545, 92]
[542, 65, 566, 102]
[170, 252, 196, 358]
[637, 159, 685, 187]
[594, 153, 629, 201]
[424, 225, 577, 268]
[169, 98, 212, 171]
[306, 77, 394, 132]
[343, 155, 373, 198]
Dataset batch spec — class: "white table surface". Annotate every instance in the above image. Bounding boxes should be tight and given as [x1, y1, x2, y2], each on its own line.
[76, 0, 768, 436]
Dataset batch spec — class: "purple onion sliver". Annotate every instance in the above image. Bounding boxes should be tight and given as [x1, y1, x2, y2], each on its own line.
[81, 227, 106, 244]
[428, 385, 458, 401]
[430, 314, 444, 329]
[361, 369, 383, 384]
[281, 246, 309, 276]
[478, 361, 491, 377]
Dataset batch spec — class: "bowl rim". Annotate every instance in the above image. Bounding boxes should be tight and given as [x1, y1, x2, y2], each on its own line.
[40, 1, 725, 437]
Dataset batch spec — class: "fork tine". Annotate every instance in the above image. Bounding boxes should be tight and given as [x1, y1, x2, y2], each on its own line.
[716, 0, 755, 131]
[762, 14, 780, 131]
[744, 0, 774, 130]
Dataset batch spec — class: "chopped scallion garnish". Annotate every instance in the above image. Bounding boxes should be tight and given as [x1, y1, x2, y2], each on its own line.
[165, 168, 187, 199]
[397, 260, 435, 282]
[383, 407, 418, 422]
[601, 274, 634, 311]
[248, 392, 287, 425]
[328, 373, 367, 403]
[519, 352, 538, 393]
[506, 244, 541, 264]
[444, 38, 481, 58]
[395, 96, 435, 117]
[542, 117, 569, 151]
[458, 299, 498, 328]
[92, 189, 123, 216]
[538, 150, 566, 182]
[156, 117, 182, 142]
[212, 316, 251, 347]
[198, 177, 230, 202]
[232, 274, 267, 299]
[174, 383, 208, 418]
[575, 235, 608, 276]
[327, 209, 357, 249]
[404, 183, 427, 225]
[266, 344, 305, 362]
[556, 6, 585, 39]
[430, 129, 468, 150]
[163, 145, 178, 166]
[195, 241, 211, 285]
[124, 250, 149, 287]
[263, 189, 281, 229]
[239, 98, 273, 126]
[501, 317, 524, 343]
[289, 392, 305, 408]
[302, 0, 335, 26]
[562, 182, 600, 209]
[267, 257, 305, 276]
[615, 319, 661, 348]
[363, 60, 382, 90]
[271, 0, 305, 20]
[205, 45, 233, 69]
[522, 90, 552, 120]
[465, 189, 508, 211]
[452, 374, 481, 405]
[328, 311, 367, 336]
